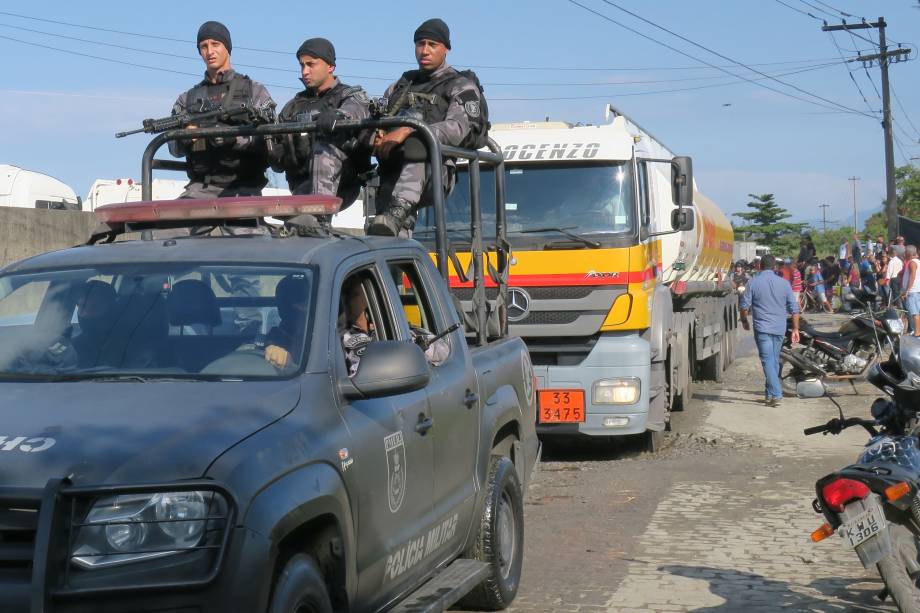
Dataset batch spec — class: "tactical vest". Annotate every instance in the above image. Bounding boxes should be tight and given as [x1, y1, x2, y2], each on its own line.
[184, 73, 268, 188]
[387, 68, 490, 150]
[279, 82, 371, 192]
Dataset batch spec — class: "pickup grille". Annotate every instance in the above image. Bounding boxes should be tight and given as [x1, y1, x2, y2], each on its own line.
[0, 493, 41, 578]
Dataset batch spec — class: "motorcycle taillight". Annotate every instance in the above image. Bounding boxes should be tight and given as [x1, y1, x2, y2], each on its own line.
[822, 478, 871, 512]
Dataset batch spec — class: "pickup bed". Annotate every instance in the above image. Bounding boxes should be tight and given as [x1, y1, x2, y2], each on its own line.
[0, 226, 537, 612]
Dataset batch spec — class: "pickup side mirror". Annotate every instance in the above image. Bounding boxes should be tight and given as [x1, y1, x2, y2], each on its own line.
[671, 207, 694, 232]
[342, 340, 430, 399]
[671, 156, 693, 209]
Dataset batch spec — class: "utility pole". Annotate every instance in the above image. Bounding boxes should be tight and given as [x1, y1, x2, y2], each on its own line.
[818, 204, 832, 233]
[848, 176, 860, 232]
[822, 18, 911, 241]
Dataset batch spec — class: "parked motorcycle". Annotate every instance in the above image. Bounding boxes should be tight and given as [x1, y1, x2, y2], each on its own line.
[781, 286, 903, 397]
[806, 335, 920, 611]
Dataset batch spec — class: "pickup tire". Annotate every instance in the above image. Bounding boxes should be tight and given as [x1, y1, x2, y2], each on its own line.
[268, 554, 333, 613]
[460, 455, 524, 610]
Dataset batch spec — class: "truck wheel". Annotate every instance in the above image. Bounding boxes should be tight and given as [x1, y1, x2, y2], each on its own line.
[461, 455, 524, 610]
[269, 554, 333, 613]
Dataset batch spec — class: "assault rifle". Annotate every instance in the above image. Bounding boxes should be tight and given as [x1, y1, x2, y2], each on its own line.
[115, 103, 274, 138]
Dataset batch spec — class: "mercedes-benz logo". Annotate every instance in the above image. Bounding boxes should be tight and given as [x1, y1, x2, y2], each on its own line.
[507, 288, 532, 322]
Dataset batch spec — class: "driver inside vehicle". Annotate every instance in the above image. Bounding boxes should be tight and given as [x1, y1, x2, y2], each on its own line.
[264, 273, 310, 369]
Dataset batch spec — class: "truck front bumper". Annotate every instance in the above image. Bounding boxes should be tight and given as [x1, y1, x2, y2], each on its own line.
[533, 332, 650, 437]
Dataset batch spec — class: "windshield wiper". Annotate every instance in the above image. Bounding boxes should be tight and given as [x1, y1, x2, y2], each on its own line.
[512, 226, 601, 249]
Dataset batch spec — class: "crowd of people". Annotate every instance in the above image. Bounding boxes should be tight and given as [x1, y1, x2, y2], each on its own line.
[732, 232, 920, 336]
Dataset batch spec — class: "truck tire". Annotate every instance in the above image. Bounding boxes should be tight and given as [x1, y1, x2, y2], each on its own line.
[461, 455, 524, 610]
[877, 523, 920, 613]
[269, 554, 334, 613]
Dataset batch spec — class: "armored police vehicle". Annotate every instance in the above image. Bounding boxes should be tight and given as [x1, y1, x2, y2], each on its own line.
[0, 117, 537, 612]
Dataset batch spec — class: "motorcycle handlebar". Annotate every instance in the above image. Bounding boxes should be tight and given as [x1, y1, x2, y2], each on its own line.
[803, 417, 879, 437]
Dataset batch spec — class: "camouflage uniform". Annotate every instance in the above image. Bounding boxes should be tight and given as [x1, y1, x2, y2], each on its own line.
[169, 69, 275, 199]
[372, 63, 484, 234]
[274, 79, 371, 211]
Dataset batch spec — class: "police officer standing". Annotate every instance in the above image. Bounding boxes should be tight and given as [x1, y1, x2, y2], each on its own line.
[169, 21, 276, 199]
[369, 18, 487, 236]
[274, 38, 371, 214]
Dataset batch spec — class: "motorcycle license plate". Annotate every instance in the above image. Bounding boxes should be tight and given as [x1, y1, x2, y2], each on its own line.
[839, 503, 886, 548]
[538, 389, 585, 423]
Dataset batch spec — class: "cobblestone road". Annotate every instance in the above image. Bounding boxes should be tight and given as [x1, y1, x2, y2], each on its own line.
[501, 322, 897, 613]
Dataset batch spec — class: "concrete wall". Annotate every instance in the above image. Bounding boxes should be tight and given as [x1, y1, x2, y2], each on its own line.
[0, 208, 97, 268]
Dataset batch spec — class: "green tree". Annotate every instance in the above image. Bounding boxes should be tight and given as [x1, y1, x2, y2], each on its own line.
[895, 164, 920, 220]
[732, 193, 808, 251]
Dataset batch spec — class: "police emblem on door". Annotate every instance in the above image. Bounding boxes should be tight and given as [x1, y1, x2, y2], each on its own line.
[384, 431, 407, 513]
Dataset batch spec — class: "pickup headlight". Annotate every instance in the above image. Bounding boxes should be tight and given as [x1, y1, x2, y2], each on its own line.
[71, 490, 227, 569]
[887, 318, 905, 335]
[593, 378, 640, 404]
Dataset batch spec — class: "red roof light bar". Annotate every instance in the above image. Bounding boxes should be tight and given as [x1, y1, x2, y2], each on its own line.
[94, 195, 343, 225]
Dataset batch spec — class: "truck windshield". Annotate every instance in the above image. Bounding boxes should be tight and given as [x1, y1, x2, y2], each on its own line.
[0, 265, 313, 380]
[415, 162, 636, 245]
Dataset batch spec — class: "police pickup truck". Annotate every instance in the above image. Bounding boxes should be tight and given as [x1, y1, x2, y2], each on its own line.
[0, 117, 537, 613]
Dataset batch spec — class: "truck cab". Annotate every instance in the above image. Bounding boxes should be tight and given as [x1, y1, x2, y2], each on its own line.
[416, 106, 736, 450]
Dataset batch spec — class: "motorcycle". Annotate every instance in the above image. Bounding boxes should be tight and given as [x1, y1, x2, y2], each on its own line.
[806, 336, 920, 611]
[781, 286, 903, 397]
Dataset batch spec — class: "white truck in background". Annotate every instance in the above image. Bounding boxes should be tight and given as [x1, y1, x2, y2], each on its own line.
[85, 177, 365, 229]
[0, 164, 81, 210]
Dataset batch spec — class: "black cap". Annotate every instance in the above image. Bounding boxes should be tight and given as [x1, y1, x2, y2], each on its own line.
[414, 18, 450, 49]
[197, 21, 232, 54]
[296, 37, 336, 66]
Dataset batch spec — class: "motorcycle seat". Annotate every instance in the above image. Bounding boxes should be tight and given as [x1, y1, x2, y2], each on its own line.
[800, 321, 848, 342]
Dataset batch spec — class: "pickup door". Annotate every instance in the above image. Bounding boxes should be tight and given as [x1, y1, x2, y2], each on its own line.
[381, 256, 481, 531]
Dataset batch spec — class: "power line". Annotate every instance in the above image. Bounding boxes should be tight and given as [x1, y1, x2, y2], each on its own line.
[826, 29, 876, 114]
[810, 0, 855, 18]
[891, 83, 920, 139]
[490, 61, 845, 101]
[774, 0, 822, 20]
[576, 0, 876, 118]
[797, 0, 839, 19]
[5, 21, 854, 88]
[0, 9, 845, 74]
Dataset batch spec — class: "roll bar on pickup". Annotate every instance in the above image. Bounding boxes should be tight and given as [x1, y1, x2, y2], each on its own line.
[137, 117, 509, 343]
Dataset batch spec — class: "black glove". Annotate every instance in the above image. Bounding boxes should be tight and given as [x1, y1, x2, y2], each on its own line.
[316, 108, 338, 136]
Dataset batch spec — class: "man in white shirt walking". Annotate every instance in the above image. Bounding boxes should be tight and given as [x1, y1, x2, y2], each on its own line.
[886, 246, 904, 307]
[901, 245, 920, 337]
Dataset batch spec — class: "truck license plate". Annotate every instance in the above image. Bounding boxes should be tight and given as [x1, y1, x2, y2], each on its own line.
[538, 389, 585, 423]
[839, 503, 886, 549]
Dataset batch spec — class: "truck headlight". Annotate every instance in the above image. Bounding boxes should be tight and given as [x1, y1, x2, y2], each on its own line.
[593, 378, 640, 404]
[71, 490, 226, 569]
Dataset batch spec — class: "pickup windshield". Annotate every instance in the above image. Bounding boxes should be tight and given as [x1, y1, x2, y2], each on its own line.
[0, 264, 313, 380]
[416, 162, 636, 245]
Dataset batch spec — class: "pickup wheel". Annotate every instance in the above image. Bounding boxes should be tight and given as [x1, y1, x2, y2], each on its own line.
[460, 455, 524, 610]
[268, 554, 333, 613]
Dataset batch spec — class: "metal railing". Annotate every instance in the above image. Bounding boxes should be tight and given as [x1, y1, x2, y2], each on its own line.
[138, 117, 509, 342]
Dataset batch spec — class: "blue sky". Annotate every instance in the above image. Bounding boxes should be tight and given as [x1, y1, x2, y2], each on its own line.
[0, 0, 918, 228]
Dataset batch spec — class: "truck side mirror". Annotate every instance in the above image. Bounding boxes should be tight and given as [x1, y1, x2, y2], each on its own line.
[671, 207, 694, 232]
[671, 156, 693, 208]
[342, 340, 430, 399]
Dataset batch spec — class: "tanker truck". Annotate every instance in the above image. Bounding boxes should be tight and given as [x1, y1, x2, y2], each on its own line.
[415, 105, 736, 451]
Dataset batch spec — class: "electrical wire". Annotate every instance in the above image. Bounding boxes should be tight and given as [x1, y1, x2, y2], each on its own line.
[0, 9, 846, 74]
[489, 61, 845, 101]
[574, 0, 876, 118]
[797, 0, 839, 19]
[774, 0, 822, 20]
[811, 0, 855, 18]
[826, 30, 877, 114]
[891, 83, 920, 140]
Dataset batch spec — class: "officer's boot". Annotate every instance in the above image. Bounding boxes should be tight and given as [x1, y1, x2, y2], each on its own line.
[367, 199, 415, 237]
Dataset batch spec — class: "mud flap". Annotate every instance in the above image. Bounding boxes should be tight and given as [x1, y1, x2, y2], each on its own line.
[647, 361, 668, 431]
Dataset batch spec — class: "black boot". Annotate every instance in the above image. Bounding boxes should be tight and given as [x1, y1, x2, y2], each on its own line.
[367, 200, 414, 237]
